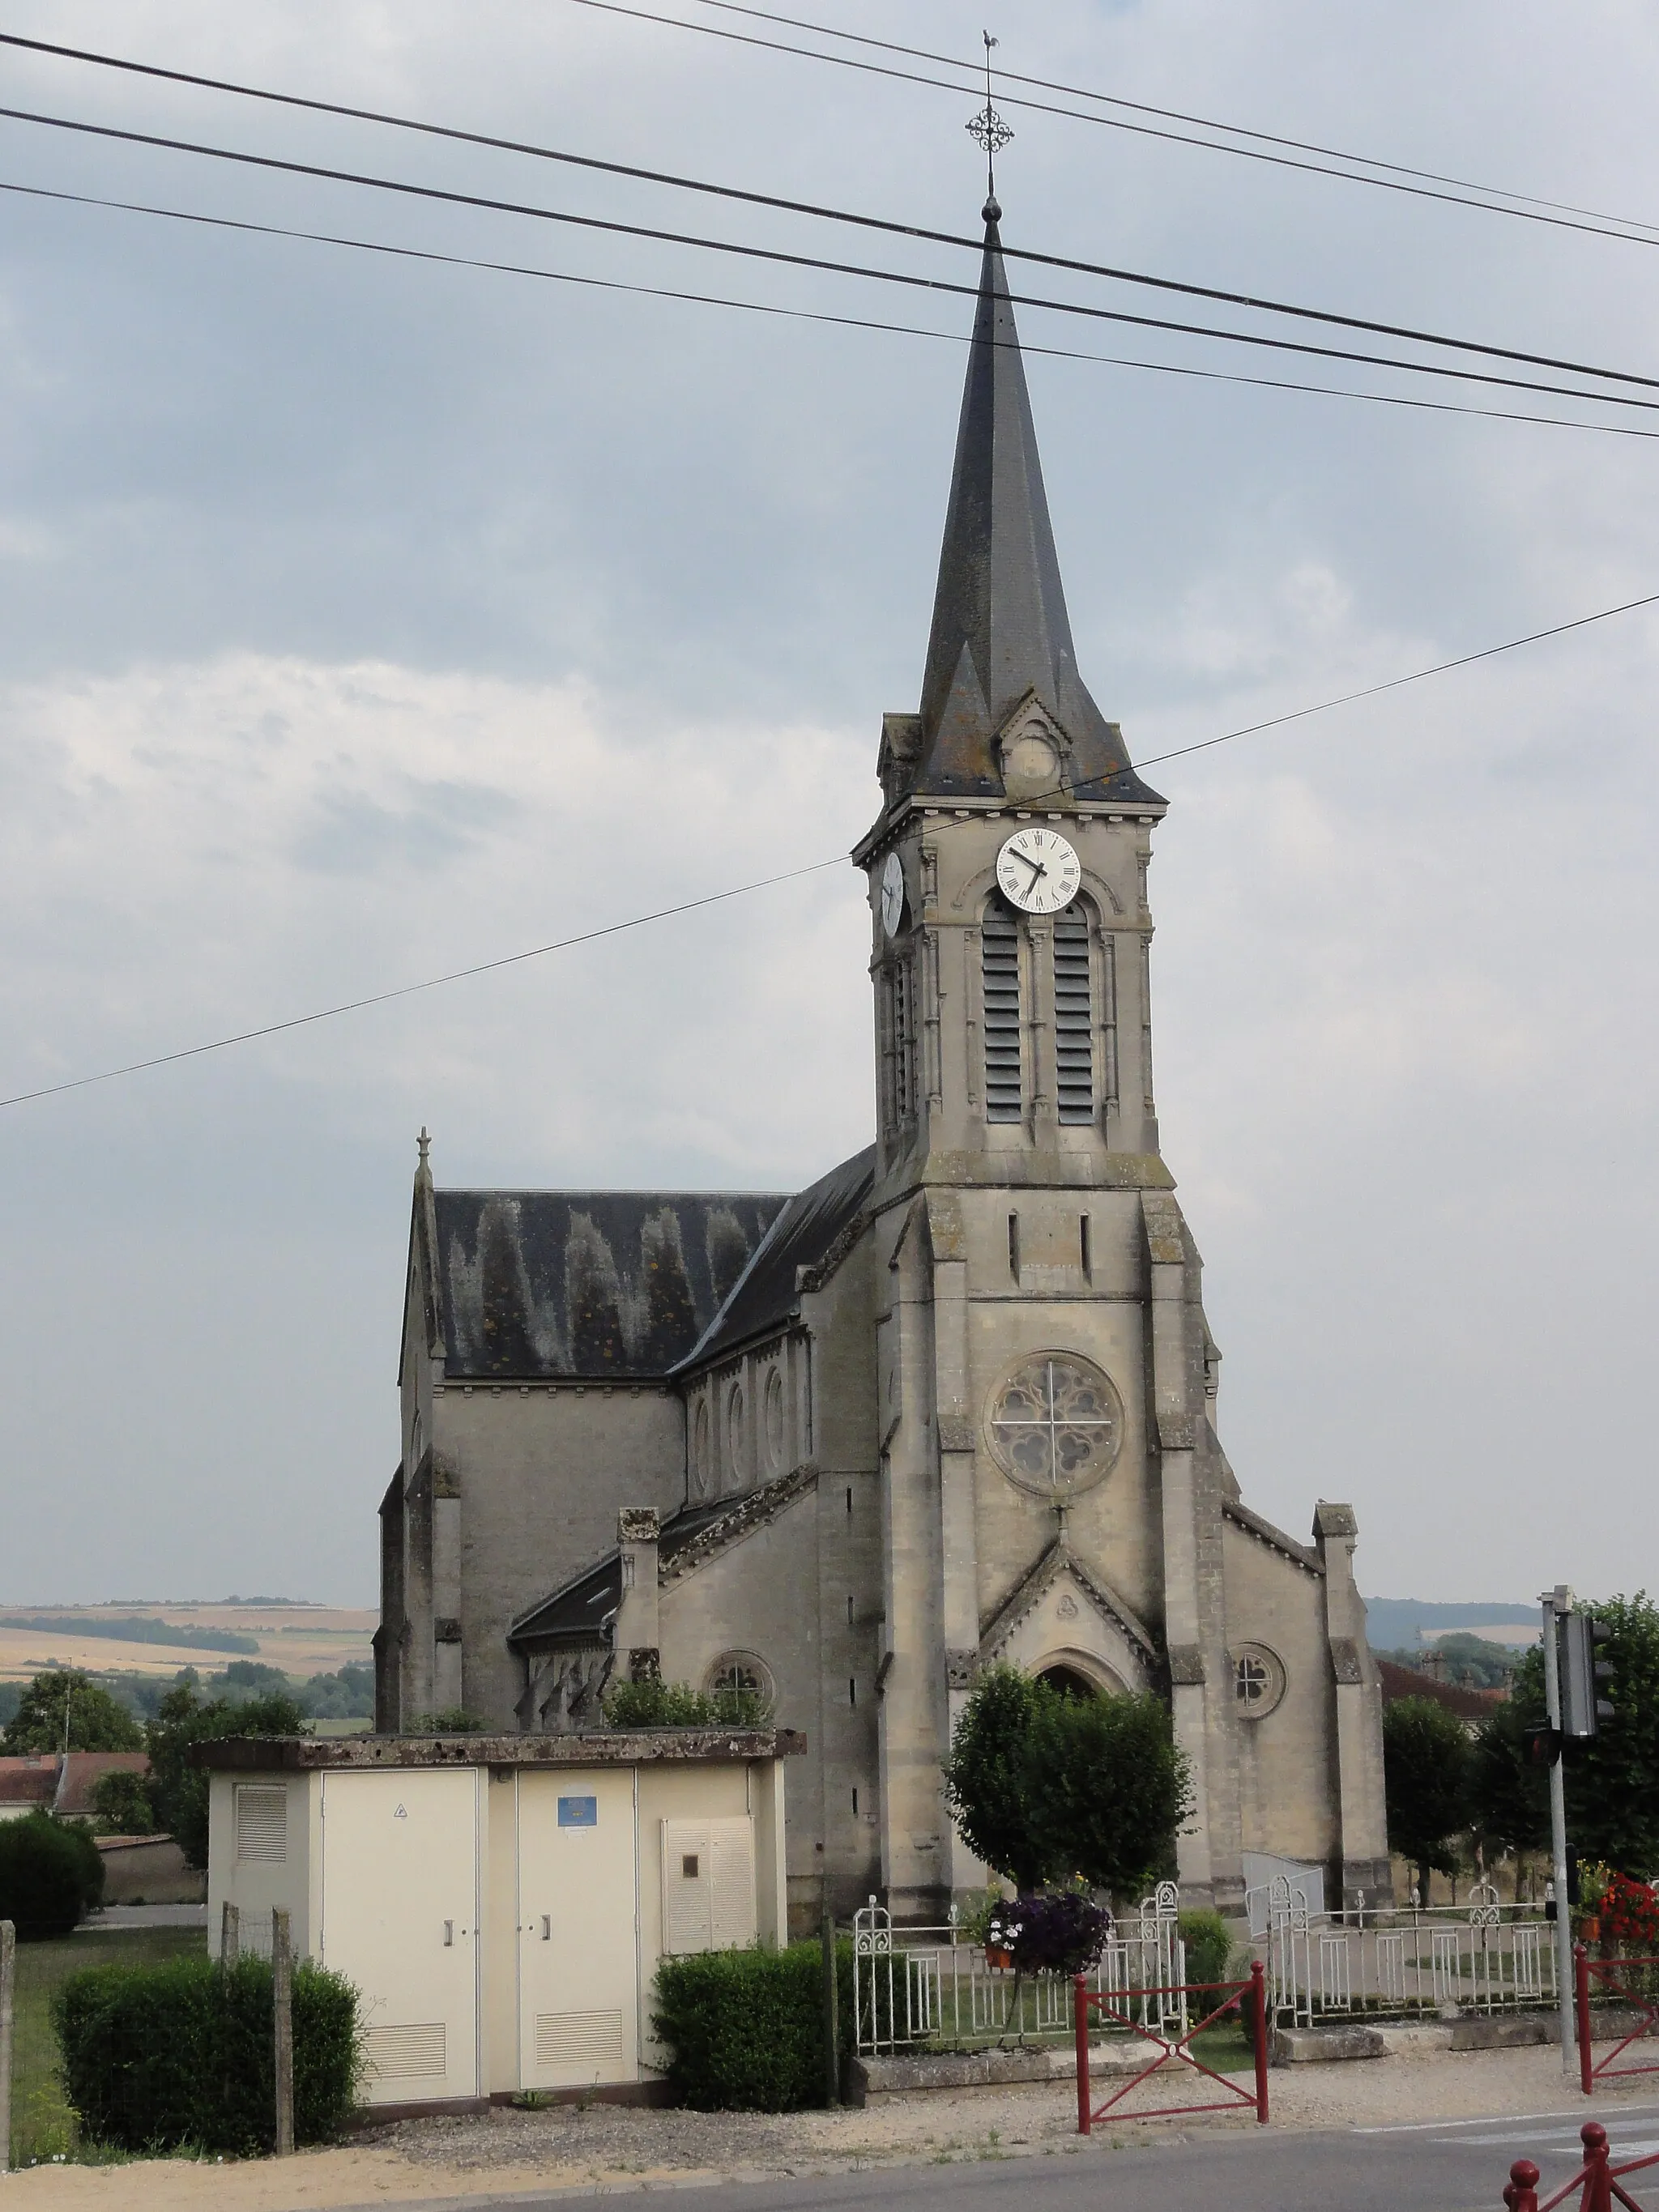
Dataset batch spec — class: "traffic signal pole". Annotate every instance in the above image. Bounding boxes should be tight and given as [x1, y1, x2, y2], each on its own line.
[1542, 1585, 1576, 2076]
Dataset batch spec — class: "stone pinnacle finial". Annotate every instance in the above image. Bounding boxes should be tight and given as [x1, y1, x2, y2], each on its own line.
[417, 1126, 430, 1168]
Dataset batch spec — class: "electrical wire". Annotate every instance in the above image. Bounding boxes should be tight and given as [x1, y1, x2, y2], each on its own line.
[5, 104, 1659, 417]
[8, 177, 1659, 445]
[3, 36, 1659, 394]
[0, 858, 847, 1111]
[566, 0, 1659, 254]
[4, 585, 1657, 1115]
[680, 0, 1659, 245]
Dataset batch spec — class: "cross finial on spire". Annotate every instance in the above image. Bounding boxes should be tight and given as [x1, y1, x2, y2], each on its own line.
[966, 28, 1012, 214]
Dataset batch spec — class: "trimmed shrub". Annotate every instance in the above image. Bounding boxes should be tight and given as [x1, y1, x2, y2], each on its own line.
[0, 1813, 100, 1938]
[54, 1954, 360, 2152]
[654, 1941, 852, 2110]
[1178, 1908, 1232, 1990]
[603, 1678, 768, 1729]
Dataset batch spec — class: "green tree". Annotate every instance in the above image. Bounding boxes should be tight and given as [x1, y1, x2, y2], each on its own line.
[1383, 1696, 1471, 1893]
[942, 1665, 1192, 1898]
[941, 1666, 1048, 1890]
[1, 1669, 144, 1753]
[147, 1681, 306, 1869]
[1488, 1593, 1659, 1876]
[1026, 1686, 1192, 1896]
[1467, 1699, 1549, 1868]
[92, 1768, 158, 1835]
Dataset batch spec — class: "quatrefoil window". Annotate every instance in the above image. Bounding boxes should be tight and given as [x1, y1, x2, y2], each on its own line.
[985, 1354, 1124, 1499]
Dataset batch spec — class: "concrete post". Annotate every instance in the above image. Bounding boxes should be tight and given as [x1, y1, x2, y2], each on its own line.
[272, 1908, 294, 2157]
[0, 1918, 15, 2175]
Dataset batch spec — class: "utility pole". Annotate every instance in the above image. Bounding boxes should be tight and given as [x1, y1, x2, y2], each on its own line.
[1542, 1586, 1575, 2076]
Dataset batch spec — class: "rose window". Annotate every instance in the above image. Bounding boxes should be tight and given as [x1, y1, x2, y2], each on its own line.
[1231, 1646, 1285, 1717]
[985, 1355, 1123, 1498]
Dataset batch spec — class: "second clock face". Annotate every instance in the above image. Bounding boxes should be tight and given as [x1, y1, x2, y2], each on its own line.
[996, 827, 1081, 914]
[880, 850, 906, 936]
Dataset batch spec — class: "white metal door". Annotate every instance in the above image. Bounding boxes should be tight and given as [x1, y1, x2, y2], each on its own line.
[319, 1768, 480, 2103]
[517, 1771, 638, 2089]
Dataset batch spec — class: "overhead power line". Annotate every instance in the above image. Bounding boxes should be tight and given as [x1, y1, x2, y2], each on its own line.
[4, 585, 1657, 1116]
[679, 0, 1659, 245]
[2, 39, 1659, 395]
[4, 104, 1659, 419]
[0, 859, 847, 1111]
[567, 0, 1659, 254]
[11, 177, 1659, 446]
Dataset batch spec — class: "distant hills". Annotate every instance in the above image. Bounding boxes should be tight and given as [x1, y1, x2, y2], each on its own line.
[0, 1613, 258, 1655]
[1363, 1596, 1539, 1651]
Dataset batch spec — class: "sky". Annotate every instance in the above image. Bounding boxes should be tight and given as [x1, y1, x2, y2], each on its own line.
[0, 0, 1656, 1609]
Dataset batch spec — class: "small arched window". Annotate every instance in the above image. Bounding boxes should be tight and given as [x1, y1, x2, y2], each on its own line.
[981, 897, 1022, 1122]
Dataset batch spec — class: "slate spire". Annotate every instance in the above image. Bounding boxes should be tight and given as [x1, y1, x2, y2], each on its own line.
[903, 198, 1158, 805]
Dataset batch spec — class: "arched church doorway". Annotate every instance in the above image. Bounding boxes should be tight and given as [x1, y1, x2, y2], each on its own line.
[1038, 1664, 1099, 1702]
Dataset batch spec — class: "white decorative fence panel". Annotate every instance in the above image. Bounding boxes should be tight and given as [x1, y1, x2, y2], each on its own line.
[1260, 1877, 1558, 2027]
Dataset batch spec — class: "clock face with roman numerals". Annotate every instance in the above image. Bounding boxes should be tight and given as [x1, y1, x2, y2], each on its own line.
[996, 827, 1081, 914]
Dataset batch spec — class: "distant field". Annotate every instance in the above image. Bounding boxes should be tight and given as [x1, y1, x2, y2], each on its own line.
[0, 1601, 376, 1683]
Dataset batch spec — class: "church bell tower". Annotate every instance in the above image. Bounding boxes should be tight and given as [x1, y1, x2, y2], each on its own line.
[852, 195, 1169, 1182]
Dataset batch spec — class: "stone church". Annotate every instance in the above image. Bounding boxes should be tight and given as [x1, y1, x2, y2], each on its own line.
[375, 196, 1390, 1930]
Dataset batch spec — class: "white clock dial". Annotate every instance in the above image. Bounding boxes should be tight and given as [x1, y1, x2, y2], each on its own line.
[880, 850, 906, 937]
[996, 827, 1081, 914]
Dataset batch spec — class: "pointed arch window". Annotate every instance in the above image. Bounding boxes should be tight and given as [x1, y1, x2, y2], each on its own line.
[981, 897, 1022, 1122]
[1052, 906, 1094, 1123]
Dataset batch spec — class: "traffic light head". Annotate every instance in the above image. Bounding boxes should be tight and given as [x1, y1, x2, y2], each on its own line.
[1561, 1610, 1616, 1739]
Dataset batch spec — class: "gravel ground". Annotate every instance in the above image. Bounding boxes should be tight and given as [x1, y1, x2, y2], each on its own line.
[7, 2044, 1656, 2211]
[371, 2042, 1657, 2175]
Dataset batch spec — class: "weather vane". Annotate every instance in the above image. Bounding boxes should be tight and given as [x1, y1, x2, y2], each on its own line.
[966, 28, 1013, 210]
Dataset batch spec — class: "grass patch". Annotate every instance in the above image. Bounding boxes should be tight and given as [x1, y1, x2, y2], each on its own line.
[1187, 2022, 1252, 2073]
[8, 1925, 204, 2166]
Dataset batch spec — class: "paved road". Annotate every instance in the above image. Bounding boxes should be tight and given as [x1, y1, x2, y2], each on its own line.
[343, 2098, 1659, 2212]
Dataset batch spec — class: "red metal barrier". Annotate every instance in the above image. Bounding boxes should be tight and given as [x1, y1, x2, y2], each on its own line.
[1504, 2119, 1659, 2210]
[1576, 1946, 1659, 2095]
[1073, 1959, 1268, 2132]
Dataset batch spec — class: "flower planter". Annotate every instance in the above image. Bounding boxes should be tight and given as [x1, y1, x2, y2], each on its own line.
[985, 1946, 1013, 1971]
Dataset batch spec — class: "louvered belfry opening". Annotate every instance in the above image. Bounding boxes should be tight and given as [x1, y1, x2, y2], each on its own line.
[892, 957, 915, 1123]
[1053, 906, 1094, 1123]
[982, 897, 1022, 1122]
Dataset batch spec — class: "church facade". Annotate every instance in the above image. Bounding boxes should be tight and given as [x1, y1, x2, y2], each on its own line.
[374, 198, 1389, 1931]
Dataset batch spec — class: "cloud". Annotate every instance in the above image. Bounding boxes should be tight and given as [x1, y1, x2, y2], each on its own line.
[2, 0, 1658, 1604]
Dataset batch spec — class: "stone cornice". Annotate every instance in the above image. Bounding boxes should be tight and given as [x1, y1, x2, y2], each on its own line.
[979, 1539, 1159, 1669]
[659, 1464, 819, 1587]
[1222, 1496, 1324, 1576]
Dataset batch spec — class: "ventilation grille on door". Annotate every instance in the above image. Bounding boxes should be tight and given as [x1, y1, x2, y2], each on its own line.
[364, 2022, 447, 2080]
[661, 1818, 756, 1954]
[535, 2010, 625, 2070]
[233, 1784, 288, 1865]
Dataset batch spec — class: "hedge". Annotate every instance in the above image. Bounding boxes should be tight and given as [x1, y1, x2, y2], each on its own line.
[0, 1813, 104, 1938]
[1178, 1908, 1233, 1991]
[654, 1940, 854, 2110]
[53, 1954, 361, 2152]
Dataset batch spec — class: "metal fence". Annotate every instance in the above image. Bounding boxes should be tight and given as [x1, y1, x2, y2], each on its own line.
[1259, 1876, 1558, 2027]
[852, 1883, 1189, 2056]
